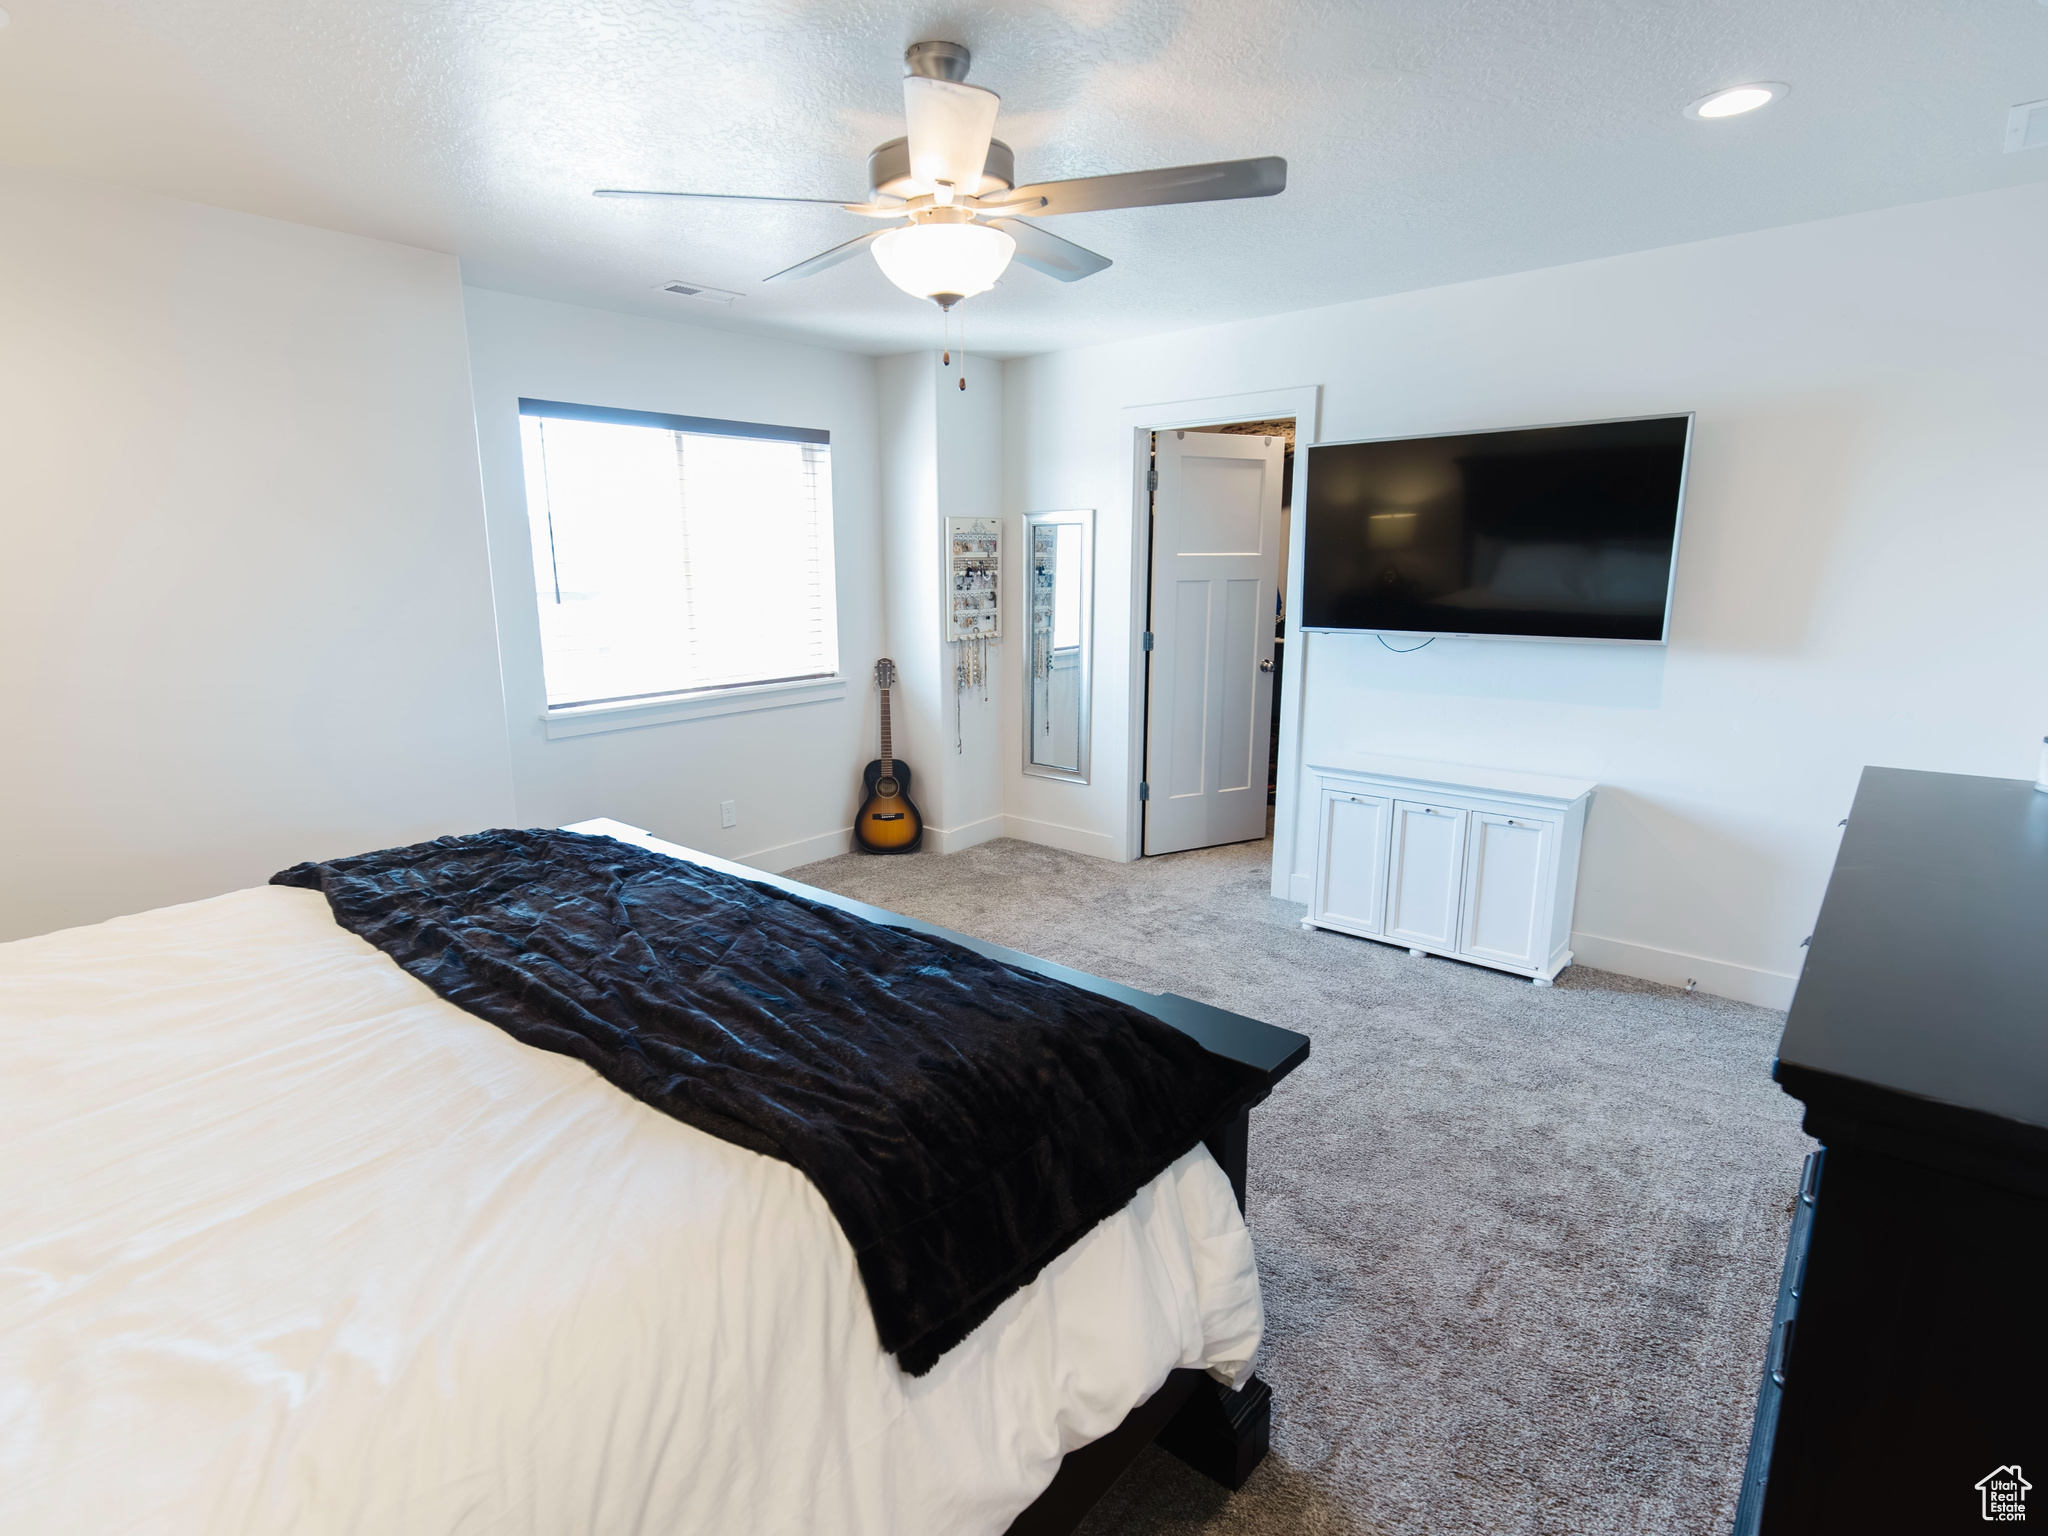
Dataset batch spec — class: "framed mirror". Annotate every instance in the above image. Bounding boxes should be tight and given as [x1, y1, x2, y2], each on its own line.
[1023, 509, 1094, 782]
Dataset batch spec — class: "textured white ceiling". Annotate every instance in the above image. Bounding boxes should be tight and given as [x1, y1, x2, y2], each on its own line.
[3, 1, 2045, 357]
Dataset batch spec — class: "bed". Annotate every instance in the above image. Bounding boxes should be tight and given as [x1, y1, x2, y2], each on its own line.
[0, 817, 1308, 1536]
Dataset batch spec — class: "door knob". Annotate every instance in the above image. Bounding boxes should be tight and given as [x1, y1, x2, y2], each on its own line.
[1259, 659, 1275, 672]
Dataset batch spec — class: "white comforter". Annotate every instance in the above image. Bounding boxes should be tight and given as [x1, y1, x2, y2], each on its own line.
[0, 885, 1261, 1536]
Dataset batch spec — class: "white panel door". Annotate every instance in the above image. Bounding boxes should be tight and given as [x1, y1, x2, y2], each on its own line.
[1384, 800, 1467, 950]
[1459, 812, 1554, 969]
[1144, 429, 1284, 856]
[1314, 789, 1391, 934]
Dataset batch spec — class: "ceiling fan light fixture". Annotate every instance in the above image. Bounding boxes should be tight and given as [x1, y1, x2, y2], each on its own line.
[903, 75, 1003, 197]
[869, 137, 1015, 201]
[871, 221, 1015, 307]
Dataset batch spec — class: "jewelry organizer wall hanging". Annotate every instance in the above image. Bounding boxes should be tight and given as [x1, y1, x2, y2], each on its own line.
[945, 516, 1000, 751]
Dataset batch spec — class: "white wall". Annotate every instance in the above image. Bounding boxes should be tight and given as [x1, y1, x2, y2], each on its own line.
[933, 353, 1008, 848]
[875, 352, 945, 835]
[462, 287, 885, 870]
[0, 168, 515, 943]
[1002, 180, 2048, 1007]
[875, 350, 1006, 851]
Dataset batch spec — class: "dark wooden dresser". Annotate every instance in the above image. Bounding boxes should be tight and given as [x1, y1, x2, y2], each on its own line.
[1734, 767, 2048, 1533]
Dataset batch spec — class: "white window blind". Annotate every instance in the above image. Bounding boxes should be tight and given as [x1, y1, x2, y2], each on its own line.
[517, 401, 837, 710]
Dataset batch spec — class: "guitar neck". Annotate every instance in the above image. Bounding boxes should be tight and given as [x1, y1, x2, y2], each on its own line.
[879, 687, 893, 775]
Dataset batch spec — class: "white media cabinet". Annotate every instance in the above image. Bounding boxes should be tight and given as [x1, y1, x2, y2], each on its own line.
[1302, 757, 1595, 985]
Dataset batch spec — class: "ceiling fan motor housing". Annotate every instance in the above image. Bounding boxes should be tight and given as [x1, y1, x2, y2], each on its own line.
[868, 136, 1015, 201]
[904, 41, 972, 82]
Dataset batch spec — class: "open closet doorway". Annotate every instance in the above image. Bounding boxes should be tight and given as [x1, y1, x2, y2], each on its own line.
[1140, 420, 1293, 856]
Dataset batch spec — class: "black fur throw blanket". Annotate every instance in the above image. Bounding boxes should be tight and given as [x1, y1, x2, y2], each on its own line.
[274, 828, 1262, 1376]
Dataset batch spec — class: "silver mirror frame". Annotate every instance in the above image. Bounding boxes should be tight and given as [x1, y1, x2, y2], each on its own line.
[1021, 508, 1094, 784]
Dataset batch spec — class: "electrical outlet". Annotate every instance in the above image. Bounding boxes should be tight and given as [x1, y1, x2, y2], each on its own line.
[720, 800, 737, 829]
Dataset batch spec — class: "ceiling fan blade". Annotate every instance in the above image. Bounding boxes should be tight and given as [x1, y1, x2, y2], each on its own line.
[903, 75, 1000, 195]
[987, 218, 1112, 282]
[762, 229, 886, 284]
[983, 156, 1286, 217]
[593, 189, 882, 211]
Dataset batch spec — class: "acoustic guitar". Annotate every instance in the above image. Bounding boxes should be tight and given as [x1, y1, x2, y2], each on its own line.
[855, 658, 924, 854]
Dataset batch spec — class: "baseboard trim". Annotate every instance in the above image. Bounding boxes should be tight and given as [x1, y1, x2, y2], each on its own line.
[1568, 931, 1800, 1010]
[1004, 815, 1121, 862]
[928, 815, 1006, 855]
[736, 826, 853, 874]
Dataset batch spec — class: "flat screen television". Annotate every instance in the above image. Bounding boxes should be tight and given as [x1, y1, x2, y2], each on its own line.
[1299, 414, 1692, 643]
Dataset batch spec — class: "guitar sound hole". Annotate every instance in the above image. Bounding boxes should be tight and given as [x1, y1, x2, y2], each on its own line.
[875, 777, 900, 798]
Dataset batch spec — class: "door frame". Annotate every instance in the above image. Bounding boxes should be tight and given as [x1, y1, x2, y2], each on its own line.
[1115, 385, 1322, 864]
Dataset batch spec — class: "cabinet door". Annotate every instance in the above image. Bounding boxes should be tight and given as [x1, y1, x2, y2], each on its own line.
[1314, 789, 1390, 934]
[1384, 801, 1467, 950]
[1459, 812, 1554, 969]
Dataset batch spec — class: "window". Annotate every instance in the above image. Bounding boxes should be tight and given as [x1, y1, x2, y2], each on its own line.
[517, 399, 837, 710]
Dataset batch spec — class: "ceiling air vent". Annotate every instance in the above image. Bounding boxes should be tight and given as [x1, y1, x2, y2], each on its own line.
[654, 279, 740, 305]
[2007, 99, 2048, 153]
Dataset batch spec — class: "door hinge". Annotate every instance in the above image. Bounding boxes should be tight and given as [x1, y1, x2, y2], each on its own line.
[1146, 467, 1158, 492]
[1139, 782, 1151, 802]
[1142, 631, 1155, 651]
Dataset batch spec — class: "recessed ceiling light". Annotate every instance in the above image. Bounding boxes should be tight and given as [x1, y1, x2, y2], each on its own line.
[1684, 82, 1789, 121]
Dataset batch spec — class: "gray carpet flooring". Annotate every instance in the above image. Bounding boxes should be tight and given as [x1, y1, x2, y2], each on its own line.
[787, 833, 1814, 1536]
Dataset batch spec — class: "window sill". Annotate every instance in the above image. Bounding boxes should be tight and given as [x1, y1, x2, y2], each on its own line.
[541, 676, 848, 739]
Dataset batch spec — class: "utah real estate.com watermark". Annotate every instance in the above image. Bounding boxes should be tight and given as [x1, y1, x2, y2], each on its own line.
[1977, 1466, 2030, 1523]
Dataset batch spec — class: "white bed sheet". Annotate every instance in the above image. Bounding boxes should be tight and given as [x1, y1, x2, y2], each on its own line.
[0, 885, 1262, 1536]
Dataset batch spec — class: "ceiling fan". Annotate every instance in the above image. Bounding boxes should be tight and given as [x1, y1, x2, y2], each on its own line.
[595, 40, 1286, 310]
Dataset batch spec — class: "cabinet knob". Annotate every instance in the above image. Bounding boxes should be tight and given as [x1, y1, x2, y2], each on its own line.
[1258, 659, 1275, 673]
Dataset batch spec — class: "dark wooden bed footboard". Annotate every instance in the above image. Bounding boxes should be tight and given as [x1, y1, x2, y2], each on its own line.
[1002, 1099, 1283, 1536]
[565, 821, 1310, 1536]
